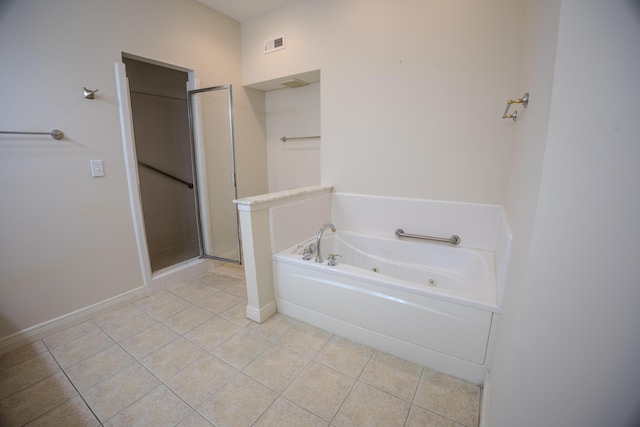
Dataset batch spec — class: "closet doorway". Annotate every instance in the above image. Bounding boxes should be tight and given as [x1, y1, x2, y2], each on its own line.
[124, 57, 197, 271]
[123, 56, 241, 272]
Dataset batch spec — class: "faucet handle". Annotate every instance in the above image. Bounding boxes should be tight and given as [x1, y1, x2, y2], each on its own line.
[298, 246, 312, 260]
[327, 253, 342, 266]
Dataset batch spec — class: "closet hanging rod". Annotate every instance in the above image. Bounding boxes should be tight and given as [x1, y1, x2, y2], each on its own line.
[280, 135, 320, 142]
[0, 129, 64, 140]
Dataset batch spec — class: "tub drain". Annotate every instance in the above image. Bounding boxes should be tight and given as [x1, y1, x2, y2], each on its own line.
[428, 277, 437, 286]
[372, 267, 379, 273]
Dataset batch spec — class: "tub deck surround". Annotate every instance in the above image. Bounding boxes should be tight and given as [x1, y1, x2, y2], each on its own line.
[272, 229, 501, 384]
[331, 192, 512, 306]
[233, 185, 334, 211]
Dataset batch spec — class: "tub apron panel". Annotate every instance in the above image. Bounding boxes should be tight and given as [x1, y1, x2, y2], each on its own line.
[276, 263, 492, 365]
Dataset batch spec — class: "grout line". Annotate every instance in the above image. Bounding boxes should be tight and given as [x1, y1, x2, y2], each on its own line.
[327, 347, 375, 425]
[41, 340, 104, 426]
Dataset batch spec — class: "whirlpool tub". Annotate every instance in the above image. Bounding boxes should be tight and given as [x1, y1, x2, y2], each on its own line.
[272, 229, 501, 384]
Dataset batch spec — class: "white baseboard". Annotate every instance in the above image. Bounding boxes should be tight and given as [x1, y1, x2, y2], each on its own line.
[246, 301, 277, 323]
[480, 370, 490, 427]
[0, 286, 147, 356]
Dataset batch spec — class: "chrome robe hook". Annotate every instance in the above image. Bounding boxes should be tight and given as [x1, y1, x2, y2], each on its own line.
[83, 87, 99, 99]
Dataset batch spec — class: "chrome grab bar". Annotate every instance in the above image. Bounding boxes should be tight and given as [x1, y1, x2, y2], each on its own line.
[395, 229, 460, 246]
[137, 161, 194, 189]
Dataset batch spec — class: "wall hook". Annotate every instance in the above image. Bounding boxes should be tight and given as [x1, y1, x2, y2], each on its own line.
[83, 87, 99, 99]
[502, 92, 529, 122]
[503, 110, 518, 122]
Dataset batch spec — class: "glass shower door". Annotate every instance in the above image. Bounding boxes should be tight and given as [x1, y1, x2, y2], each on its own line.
[188, 85, 241, 264]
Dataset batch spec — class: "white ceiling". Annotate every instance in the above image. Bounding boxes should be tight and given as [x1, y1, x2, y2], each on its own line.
[197, 0, 297, 22]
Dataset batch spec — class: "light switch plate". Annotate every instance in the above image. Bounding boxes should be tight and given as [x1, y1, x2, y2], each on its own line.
[90, 160, 104, 177]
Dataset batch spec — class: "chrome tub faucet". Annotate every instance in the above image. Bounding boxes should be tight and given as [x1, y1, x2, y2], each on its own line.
[315, 223, 336, 263]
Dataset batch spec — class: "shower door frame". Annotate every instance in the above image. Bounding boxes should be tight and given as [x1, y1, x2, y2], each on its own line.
[187, 84, 242, 265]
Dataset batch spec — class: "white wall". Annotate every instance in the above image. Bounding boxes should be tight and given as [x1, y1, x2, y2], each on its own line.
[488, 1, 640, 426]
[242, 0, 525, 204]
[0, 0, 267, 344]
[266, 82, 321, 192]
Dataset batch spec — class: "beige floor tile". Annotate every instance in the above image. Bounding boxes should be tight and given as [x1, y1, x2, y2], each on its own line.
[134, 290, 174, 311]
[82, 362, 160, 422]
[168, 279, 222, 303]
[413, 369, 480, 427]
[95, 306, 158, 342]
[163, 304, 215, 334]
[219, 302, 251, 327]
[64, 344, 135, 391]
[93, 303, 141, 327]
[224, 280, 248, 299]
[282, 361, 354, 421]
[212, 264, 245, 279]
[198, 374, 277, 427]
[0, 350, 61, 400]
[247, 313, 297, 341]
[243, 345, 310, 393]
[43, 321, 100, 351]
[103, 385, 192, 426]
[166, 354, 238, 407]
[177, 411, 215, 426]
[0, 341, 48, 371]
[333, 381, 411, 427]
[120, 322, 179, 359]
[196, 291, 244, 314]
[212, 329, 272, 370]
[197, 271, 241, 289]
[185, 317, 241, 351]
[0, 371, 78, 426]
[314, 335, 373, 378]
[405, 405, 462, 427]
[46, 325, 114, 368]
[254, 397, 328, 427]
[142, 337, 207, 381]
[360, 351, 423, 401]
[277, 322, 333, 357]
[26, 395, 100, 427]
[139, 293, 193, 321]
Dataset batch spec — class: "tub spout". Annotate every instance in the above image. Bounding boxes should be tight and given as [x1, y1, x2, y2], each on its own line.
[315, 223, 336, 263]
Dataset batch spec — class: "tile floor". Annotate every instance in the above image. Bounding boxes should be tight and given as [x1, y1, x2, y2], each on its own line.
[0, 263, 481, 426]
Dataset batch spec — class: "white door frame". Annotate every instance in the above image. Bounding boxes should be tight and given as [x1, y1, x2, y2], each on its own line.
[114, 62, 209, 296]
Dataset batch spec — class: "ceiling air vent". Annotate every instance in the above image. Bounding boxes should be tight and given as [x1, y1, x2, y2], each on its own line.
[279, 78, 309, 88]
[264, 34, 286, 54]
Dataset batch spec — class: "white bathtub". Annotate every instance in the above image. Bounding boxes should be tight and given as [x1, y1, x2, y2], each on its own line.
[272, 230, 500, 384]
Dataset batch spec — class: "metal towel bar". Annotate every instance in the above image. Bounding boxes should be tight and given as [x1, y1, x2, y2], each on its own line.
[395, 229, 460, 245]
[0, 129, 64, 140]
[280, 135, 320, 142]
